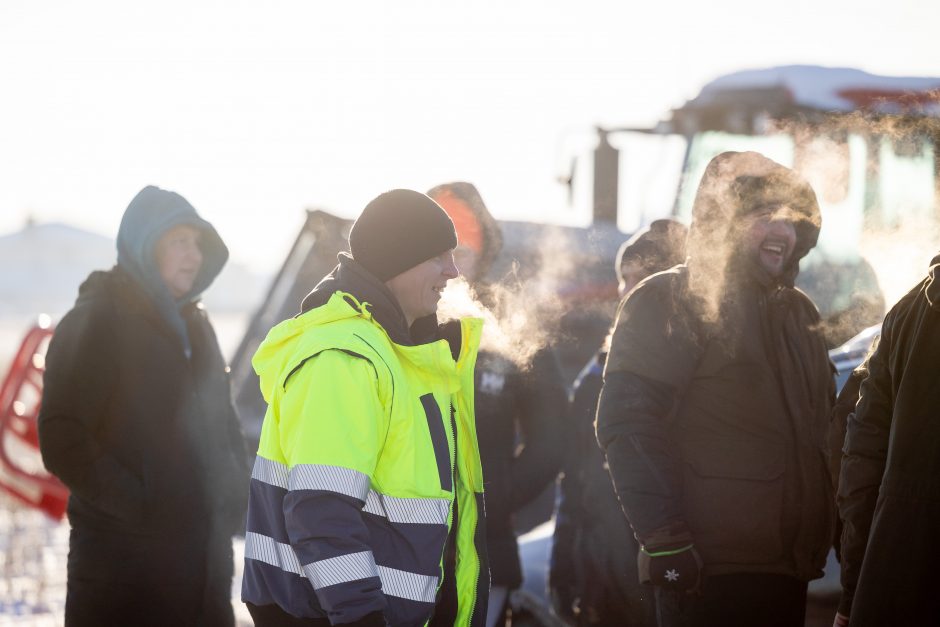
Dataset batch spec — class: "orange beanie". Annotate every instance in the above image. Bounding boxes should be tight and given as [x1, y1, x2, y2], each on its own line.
[429, 189, 484, 254]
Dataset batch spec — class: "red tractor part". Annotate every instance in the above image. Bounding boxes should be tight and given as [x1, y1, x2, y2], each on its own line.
[0, 317, 69, 520]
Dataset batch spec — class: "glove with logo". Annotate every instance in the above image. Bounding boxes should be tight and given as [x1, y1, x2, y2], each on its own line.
[637, 542, 703, 593]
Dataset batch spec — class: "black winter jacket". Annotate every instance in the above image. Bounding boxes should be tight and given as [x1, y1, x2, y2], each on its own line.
[596, 267, 835, 581]
[474, 346, 566, 587]
[38, 268, 250, 626]
[597, 152, 836, 582]
[838, 254, 940, 625]
[551, 350, 652, 625]
[426, 181, 567, 589]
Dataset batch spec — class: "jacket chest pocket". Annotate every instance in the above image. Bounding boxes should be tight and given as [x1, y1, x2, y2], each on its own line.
[420, 394, 453, 491]
[680, 438, 786, 565]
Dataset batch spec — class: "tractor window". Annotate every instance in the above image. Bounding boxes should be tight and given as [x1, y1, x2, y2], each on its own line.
[611, 132, 687, 233]
[801, 134, 868, 261]
[873, 136, 936, 230]
[857, 135, 938, 308]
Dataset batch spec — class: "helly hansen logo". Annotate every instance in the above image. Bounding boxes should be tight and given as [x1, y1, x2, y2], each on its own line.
[479, 371, 505, 395]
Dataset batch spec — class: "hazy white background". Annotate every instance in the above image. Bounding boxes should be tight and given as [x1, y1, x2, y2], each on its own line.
[1, 0, 937, 273]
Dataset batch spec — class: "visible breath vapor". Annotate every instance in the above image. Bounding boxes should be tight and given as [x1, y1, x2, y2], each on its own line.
[444, 96, 940, 353]
[690, 105, 940, 341]
[773, 105, 940, 321]
[437, 226, 584, 371]
[682, 151, 823, 334]
[860, 219, 940, 310]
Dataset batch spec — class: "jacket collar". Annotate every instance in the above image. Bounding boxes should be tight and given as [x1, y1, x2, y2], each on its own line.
[300, 253, 415, 345]
[77, 267, 201, 354]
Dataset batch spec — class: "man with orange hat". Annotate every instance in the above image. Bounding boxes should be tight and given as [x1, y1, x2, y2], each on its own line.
[427, 182, 567, 627]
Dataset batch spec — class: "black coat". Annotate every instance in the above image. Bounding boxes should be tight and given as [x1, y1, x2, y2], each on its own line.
[551, 350, 653, 625]
[838, 255, 940, 625]
[424, 181, 567, 590]
[474, 346, 566, 587]
[597, 267, 836, 581]
[38, 268, 250, 627]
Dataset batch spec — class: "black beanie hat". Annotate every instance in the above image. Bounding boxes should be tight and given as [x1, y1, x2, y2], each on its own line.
[616, 218, 689, 278]
[349, 189, 458, 281]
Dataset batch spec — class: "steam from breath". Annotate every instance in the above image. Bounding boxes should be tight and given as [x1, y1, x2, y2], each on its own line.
[780, 108, 940, 327]
[436, 226, 579, 371]
[860, 218, 940, 309]
[838, 107, 940, 313]
[689, 104, 940, 342]
[456, 98, 940, 353]
[681, 151, 823, 332]
[779, 106, 940, 276]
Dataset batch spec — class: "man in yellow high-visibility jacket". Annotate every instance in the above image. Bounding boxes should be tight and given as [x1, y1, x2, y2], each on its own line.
[242, 189, 488, 627]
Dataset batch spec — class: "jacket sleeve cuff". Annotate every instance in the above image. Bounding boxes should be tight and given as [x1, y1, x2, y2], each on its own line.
[638, 522, 695, 553]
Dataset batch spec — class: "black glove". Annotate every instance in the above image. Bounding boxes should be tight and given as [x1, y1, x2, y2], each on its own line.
[637, 542, 703, 593]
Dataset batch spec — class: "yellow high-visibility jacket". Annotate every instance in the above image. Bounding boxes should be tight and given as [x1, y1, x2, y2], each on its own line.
[242, 290, 487, 627]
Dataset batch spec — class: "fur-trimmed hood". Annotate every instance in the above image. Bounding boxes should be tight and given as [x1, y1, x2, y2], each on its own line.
[688, 151, 820, 291]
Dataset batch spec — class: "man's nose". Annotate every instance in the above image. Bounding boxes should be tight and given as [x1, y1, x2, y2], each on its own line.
[443, 255, 459, 279]
[768, 219, 796, 239]
[186, 242, 203, 264]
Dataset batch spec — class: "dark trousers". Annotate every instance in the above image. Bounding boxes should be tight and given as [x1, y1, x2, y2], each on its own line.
[65, 576, 234, 627]
[246, 602, 331, 627]
[654, 573, 807, 627]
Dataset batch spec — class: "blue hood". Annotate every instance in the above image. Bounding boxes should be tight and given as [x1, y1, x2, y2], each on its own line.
[116, 185, 228, 355]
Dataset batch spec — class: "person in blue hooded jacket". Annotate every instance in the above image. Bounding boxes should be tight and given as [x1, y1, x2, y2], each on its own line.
[38, 186, 250, 626]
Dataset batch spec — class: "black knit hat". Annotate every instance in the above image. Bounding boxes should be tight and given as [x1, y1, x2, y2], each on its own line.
[349, 189, 458, 281]
[616, 218, 688, 278]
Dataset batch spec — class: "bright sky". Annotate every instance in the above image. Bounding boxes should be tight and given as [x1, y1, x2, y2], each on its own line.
[1, 0, 937, 272]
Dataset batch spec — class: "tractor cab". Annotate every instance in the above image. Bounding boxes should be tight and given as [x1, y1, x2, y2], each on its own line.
[577, 65, 940, 345]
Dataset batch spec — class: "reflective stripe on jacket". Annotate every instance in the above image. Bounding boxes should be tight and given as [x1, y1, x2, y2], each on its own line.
[242, 291, 486, 626]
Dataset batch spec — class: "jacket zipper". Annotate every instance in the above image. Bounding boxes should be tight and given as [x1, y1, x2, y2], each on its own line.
[451, 403, 481, 627]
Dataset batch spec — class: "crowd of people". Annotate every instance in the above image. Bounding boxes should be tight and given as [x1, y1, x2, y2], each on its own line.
[35, 151, 938, 626]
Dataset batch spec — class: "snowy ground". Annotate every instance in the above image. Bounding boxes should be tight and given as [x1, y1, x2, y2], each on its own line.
[0, 314, 254, 625]
[0, 494, 66, 626]
[0, 493, 253, 626]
